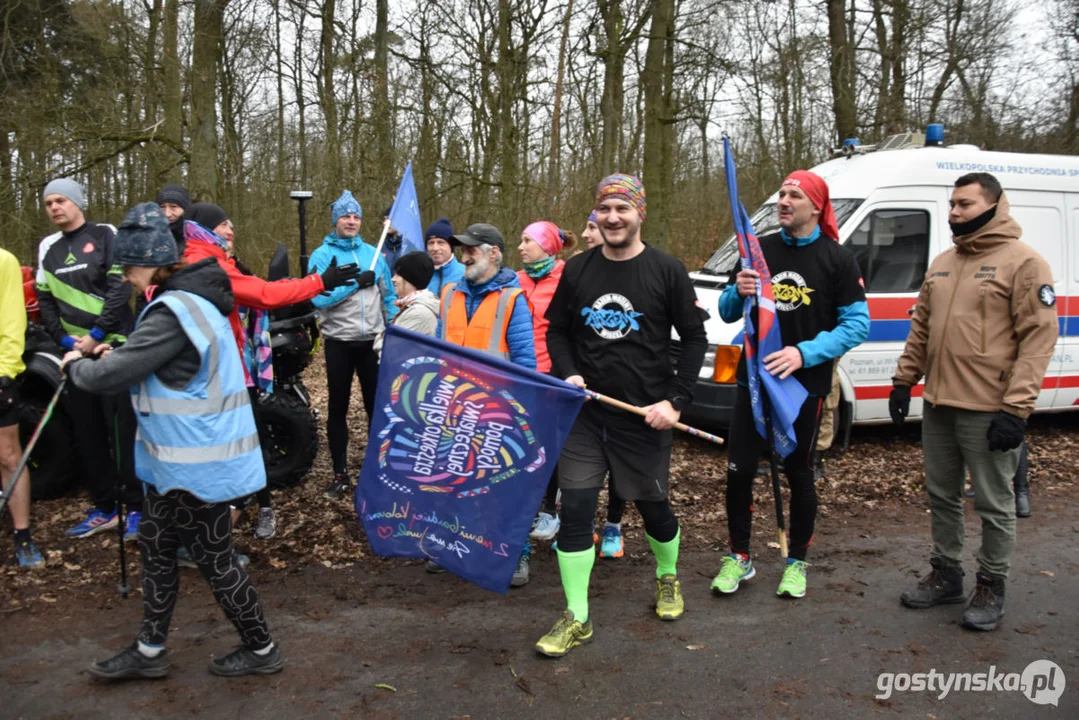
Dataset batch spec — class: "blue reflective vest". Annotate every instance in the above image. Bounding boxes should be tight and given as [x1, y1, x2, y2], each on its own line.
[131, 291, 265, 502]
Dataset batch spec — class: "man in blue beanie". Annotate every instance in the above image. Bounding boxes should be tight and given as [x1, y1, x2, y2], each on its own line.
[424, 217, 464, 298]
[36, 177, 142, 540]
[310, 190, 398, 500]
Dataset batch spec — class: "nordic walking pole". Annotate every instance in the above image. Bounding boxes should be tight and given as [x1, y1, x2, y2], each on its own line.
[368, 218, 392, 272]
[114, 409, 132, 600]
[0, 379, 65, 517]
[582, 389, 725, 446]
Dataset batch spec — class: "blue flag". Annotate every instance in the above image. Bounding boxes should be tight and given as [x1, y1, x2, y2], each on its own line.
[356, 325, 585, 593]
[387, 162, 425, 256]
[723, 137, 807, 458]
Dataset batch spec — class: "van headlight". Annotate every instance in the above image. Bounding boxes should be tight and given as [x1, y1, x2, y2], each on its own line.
[709, 345, 740, 384]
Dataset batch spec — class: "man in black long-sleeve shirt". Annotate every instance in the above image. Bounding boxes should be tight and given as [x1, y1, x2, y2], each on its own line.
[35, 178, 140, 538]
[534, 174, 707, 658]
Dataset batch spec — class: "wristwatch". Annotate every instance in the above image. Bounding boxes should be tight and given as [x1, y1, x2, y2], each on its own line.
[668, 395, 687, 412]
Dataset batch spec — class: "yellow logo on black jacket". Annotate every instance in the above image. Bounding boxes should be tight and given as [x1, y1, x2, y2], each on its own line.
[772, 271, 815, 311]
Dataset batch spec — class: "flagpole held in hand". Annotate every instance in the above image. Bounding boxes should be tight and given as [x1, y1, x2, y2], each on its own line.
[754, 298, 788, 559]
[369, 218, 391, 272]
[581, 389, 725, 446]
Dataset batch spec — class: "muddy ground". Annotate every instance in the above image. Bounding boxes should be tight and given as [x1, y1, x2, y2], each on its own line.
[3, 369, 1077, 718]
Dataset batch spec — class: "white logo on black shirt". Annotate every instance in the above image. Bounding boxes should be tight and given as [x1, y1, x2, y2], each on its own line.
[581, 293, 644, 339]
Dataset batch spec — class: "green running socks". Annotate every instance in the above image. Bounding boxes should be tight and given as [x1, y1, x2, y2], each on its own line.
[647, 527, 681, 579]
[556, 547, 595, 622]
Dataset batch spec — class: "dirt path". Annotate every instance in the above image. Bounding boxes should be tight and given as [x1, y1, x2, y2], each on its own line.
[3, 490, 1076, 719]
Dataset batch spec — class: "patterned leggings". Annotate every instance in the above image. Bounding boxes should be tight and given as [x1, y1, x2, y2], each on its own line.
[138, 487, 272, 649]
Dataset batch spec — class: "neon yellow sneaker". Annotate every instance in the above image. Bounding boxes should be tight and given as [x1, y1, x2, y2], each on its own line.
[711, 554, 756, 594]
[777, 560, 808, 598]
[535, 610, 593, 657]
[655, 574, 684, 620]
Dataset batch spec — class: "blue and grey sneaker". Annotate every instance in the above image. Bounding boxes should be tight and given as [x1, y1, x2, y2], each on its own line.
[65, 509, 119, 538]
[530, 512, 560, 541]
[123, 511, 141, 542]
[599, 524, 624, 559]
[15, 539, 44, 568]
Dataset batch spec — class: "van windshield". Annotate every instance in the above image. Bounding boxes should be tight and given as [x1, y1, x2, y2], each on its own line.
[700, 198, 864, 276]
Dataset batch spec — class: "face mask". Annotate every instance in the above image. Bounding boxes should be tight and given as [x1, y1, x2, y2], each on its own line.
[524, 256, 557, 279]
[949, 204, 997, 237]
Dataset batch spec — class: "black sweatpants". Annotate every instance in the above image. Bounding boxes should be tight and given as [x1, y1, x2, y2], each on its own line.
[726, 385, 823, 561]
[66, 384, 141, 512]
[324, 337, 380, 475]
[138, 487, 272, 649]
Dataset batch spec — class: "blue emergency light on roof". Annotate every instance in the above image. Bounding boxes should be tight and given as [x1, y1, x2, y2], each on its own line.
[843, 138, 860, 149]
[925, 124, 945, 146]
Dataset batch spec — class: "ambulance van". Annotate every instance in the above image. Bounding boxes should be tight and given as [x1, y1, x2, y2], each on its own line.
[679, 128, 1079, 446]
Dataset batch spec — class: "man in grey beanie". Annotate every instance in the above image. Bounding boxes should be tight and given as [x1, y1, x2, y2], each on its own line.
[36, 177, 142, 540]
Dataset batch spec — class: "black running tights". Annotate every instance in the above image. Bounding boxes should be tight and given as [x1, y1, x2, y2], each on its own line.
[138, 487, 272, 649]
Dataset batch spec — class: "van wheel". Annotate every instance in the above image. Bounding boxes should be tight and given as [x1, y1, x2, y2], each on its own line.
[18, 394, 79, 500]
[256, 391, 319, 490]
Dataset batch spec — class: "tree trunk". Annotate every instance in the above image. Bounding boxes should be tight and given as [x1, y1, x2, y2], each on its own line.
[827, 0, 856, 142]
[319, 0, 340, 190]
[273, 0, 285, 187]
[162, 0, 182, 182]
[599, 0, 625, 175]
[546, 0, 574, 212]
[189, 0, 227, 201]
[373, 0, 392, 190]
[641, 0, 673, 248]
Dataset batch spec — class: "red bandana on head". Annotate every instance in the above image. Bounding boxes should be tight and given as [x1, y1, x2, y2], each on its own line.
[782, 170, 839, 242]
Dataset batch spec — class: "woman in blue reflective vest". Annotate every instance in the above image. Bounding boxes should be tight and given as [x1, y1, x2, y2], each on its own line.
[63, 203, 283, 680]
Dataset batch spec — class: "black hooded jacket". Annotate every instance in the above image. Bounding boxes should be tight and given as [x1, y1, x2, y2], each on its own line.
[67, 259, 235, 395]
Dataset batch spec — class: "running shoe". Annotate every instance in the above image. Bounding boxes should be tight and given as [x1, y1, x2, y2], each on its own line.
[15, 539, 44, 568]
[209, 644, 284, 676]
[123, 511, 141, 542]
[599, 524, 624, 559]
[254, 508, 277, 540]
[530, 512, 560, 541]
[655, 574, 684, 620]
[535, 610, 593, 657]
[65, 509, 119, 538]
[511, 553, 530, 587]
[88, 643, 170, 680]
[711, 554, 755, 594]
[324, 474, 351, 500]
[777, 559, 808, 598]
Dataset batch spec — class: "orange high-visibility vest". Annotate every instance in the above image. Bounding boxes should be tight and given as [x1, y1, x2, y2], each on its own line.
[439, 282, 522, 360]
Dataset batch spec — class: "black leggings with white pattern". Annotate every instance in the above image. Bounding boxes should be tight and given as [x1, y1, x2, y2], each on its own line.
[138, 487, 272, 649]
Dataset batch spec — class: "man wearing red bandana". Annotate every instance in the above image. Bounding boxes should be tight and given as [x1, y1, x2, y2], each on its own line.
[714, 170, 869, 600]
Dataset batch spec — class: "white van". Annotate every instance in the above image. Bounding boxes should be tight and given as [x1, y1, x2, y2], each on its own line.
[680, 132, 1079, 446]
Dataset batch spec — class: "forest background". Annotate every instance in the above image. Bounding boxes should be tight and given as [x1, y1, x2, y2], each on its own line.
[3, 0, 1077, 270]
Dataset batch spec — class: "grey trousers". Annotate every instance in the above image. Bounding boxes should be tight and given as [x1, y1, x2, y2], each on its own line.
[922, 402, 1020, 579]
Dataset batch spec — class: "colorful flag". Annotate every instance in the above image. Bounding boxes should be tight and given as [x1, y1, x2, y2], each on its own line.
[722, 136, 807, 457]
[387, 162, 425, 256]
[356, 325, 585, 593]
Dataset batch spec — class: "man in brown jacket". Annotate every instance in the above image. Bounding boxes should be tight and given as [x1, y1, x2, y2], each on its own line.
[890, 172, 1058, 632]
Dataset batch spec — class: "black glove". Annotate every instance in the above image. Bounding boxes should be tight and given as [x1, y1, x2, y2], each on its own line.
[889, 384, 911, 425]
[987, 411, 1026, 452]
[354, 270, 376, 289]
[319, 258, 362, 291]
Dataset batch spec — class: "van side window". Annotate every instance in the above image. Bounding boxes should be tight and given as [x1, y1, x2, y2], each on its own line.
[844, 209, 930, 293]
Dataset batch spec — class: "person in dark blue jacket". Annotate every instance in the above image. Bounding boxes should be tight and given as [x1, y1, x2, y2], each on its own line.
[425, 217, 465, 298]
[712, 170, 869, 601]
